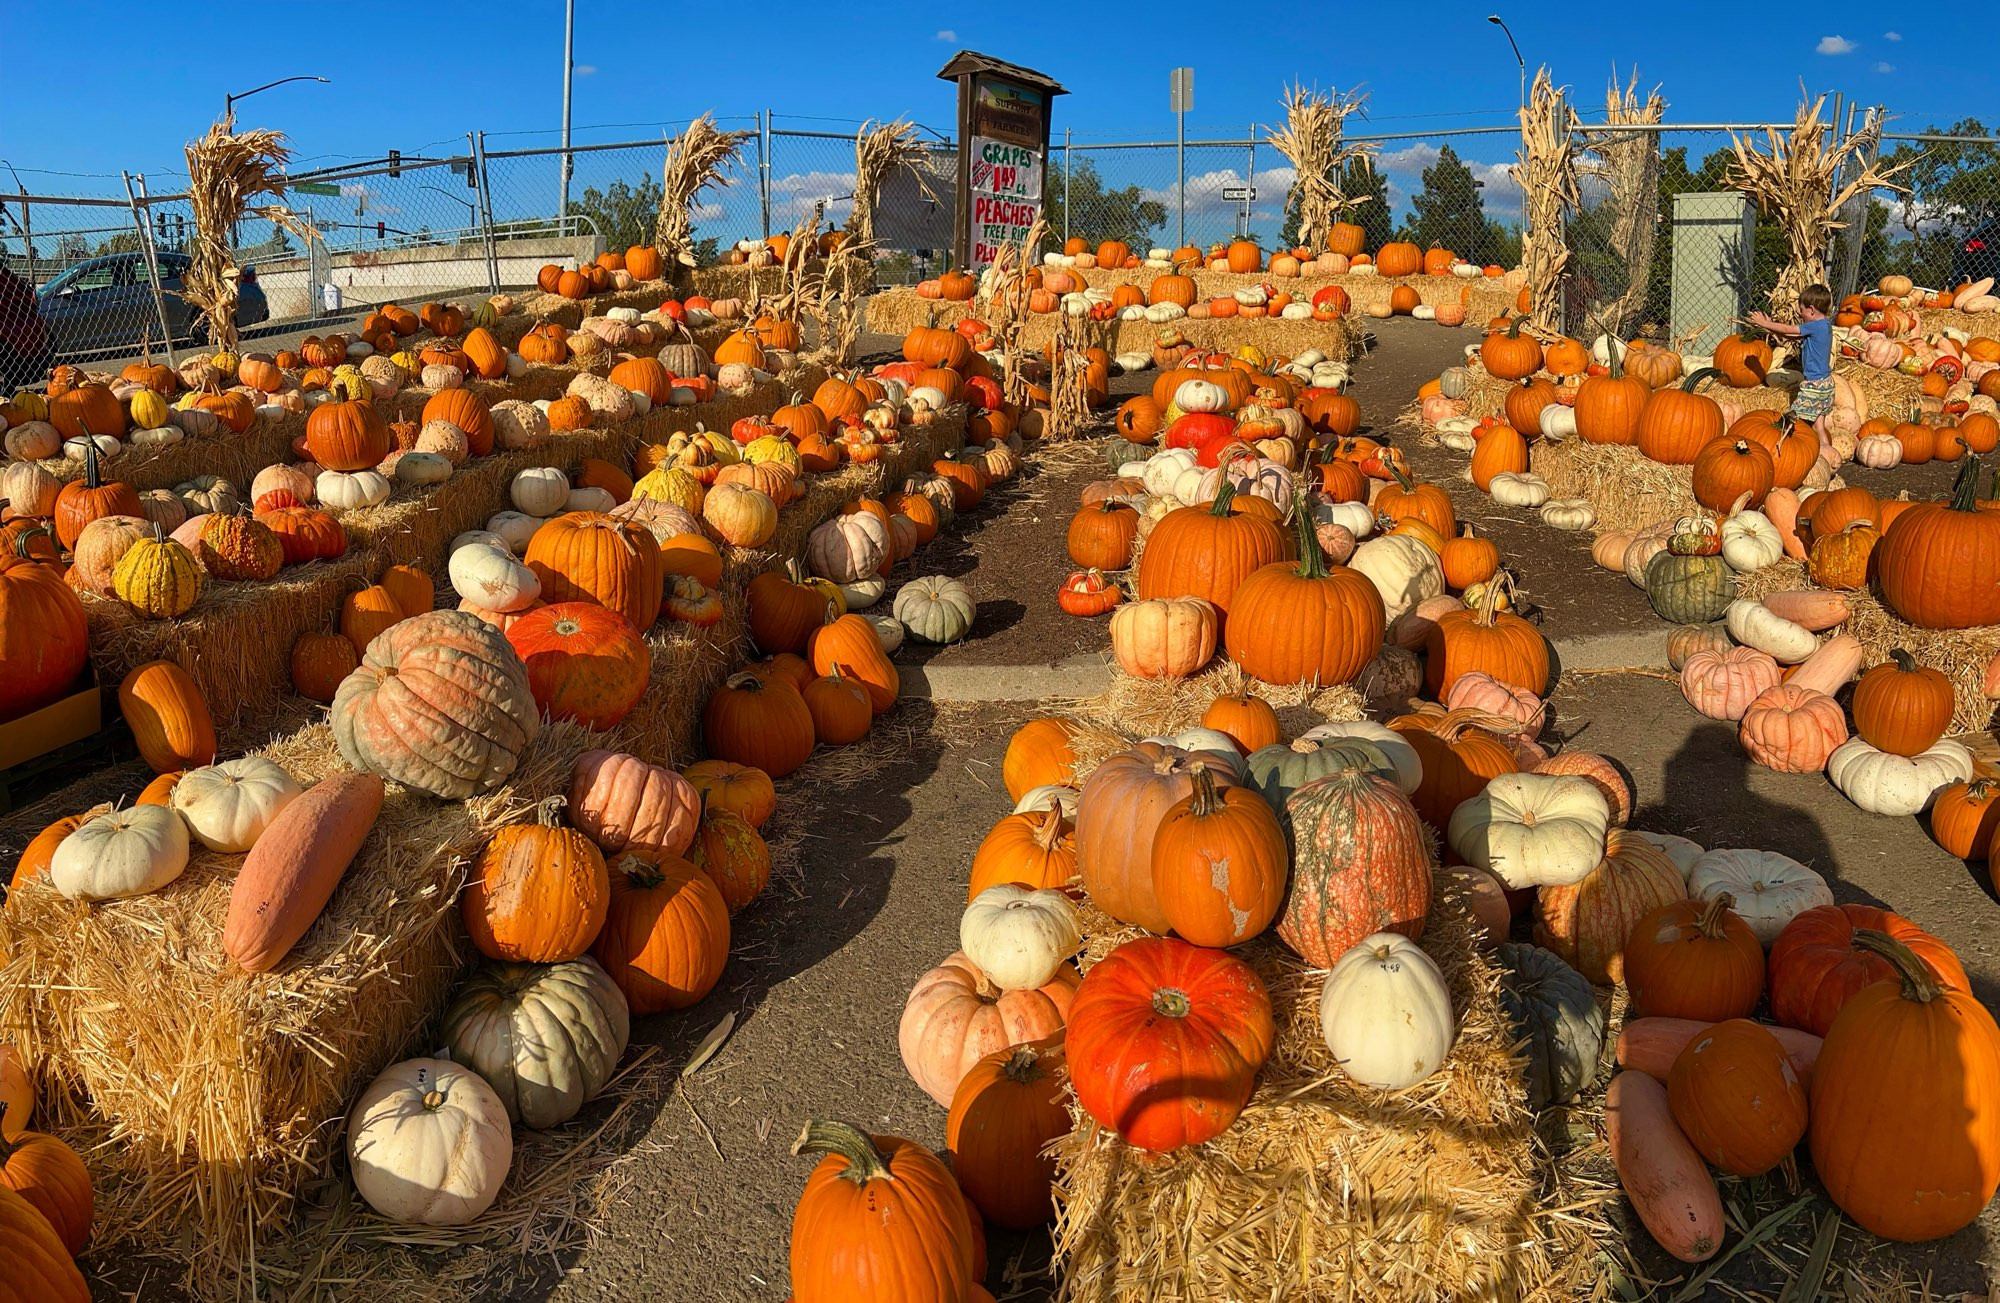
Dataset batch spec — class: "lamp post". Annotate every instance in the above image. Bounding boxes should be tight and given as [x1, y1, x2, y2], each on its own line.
[1487, 15, 1525, 110]
[559, 0, 575, 228]
[224, 75, 330, 124]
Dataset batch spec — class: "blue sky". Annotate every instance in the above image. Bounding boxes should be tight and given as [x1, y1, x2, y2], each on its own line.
[0, 1, 1990, 247]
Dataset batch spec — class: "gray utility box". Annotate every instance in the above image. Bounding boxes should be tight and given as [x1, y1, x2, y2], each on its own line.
[1671, 192, 1756, 354]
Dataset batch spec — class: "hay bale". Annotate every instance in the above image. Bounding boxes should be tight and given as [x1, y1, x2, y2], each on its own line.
[1738, 559, 2000, 733]
[1531, 439, 1701, 534]
[1052, 887, 1606, 1303]
[41, 417, 300, 493]
[0, 714, 597, 1281]
[680, 264, 786, 300]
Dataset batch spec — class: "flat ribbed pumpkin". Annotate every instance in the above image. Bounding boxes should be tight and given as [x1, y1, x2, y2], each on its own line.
[1533, 830, 1687, 984]
[1278, 761, 1432, 965]
[331, 610, 539, 799]
[223, 771, 385, 972]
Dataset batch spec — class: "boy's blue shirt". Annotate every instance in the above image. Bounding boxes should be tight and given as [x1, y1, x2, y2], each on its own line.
[1798, 316, 1832, 381]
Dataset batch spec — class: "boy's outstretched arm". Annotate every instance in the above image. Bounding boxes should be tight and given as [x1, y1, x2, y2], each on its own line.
[1746, 310, 1800, 337]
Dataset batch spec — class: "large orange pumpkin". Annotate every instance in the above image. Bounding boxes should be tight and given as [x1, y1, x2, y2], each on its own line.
[946, 1036, 1068, 1230]
[524, 512, 665, 631]
[118, 660, 216, 773]
[461, 796, 609, 962]
[505, 601, 650, 730]
[789, 1120, 976, 1302]
[591, 856, 729, 1014]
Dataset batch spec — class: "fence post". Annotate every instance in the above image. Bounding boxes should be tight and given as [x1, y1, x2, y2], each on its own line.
[1062, 128, 1070, 244]
[759, 111, 772, 239]
[472, 132, 499, 295]
[122, 171, 178, 366]
[1244, 128, 1255, 239]
[15, 190, 31, 287]
[1829, 105, 1878, 303]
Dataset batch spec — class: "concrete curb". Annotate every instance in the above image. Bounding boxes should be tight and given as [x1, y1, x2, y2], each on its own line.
[899, 629, 1669, 704]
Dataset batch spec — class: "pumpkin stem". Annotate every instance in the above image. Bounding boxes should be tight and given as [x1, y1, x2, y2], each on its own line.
[1888, 647, 1918, 674]
[1150, 986, 1192, 1019]
[1695, 892, 1737, 939]
[1850, 928, 1943, 1003]
[1292, 494, 1329, 581]
[1185, 764, 1226, 818]
[535, 795, 567, 828]
[1682, 366, 1725, 394]
[1387, 461, 1416, 495]
[792, 1119, 895, 1184]
[1948, 456, 1984, 514]
[1033, 807, 1067, 850]
[999, 1042, 1051, 1085]
[421, 1089, 446, 1111]
[617, 854, 665, 891]
[1207, 479, 1238, 518]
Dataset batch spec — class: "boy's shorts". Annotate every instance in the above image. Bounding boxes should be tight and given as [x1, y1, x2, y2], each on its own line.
[1792, 377, 1836, 422]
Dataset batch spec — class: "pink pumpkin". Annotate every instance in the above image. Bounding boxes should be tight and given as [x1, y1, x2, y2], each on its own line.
[1534, 751, 1634, 826]
[1680, 646, 1783, 722]
[1445, 670, 1544, 733]
[1738, 684, 1848, 773]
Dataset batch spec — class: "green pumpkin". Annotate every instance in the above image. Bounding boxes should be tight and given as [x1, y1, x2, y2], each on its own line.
[1495, 941, 1605, 1109]
[1644, 551, 1735, 624]
[1438, 366, 1475, 399]
[1246, 738, 1400, 817]
[469, 301, 501, 329]
[440, 957, 630, 1128]
[891, 575, 975, 643]
[1104, 438, 1155, 472]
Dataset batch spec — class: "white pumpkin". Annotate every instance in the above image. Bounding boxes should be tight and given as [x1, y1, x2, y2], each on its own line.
[1447, 772, 1611, 888]
[1724, 600, 1815, 664]
[449, 541, 542, 613]
[451, 529, 509, 554]
[1826, 737, 1973, 816]
[1142, 448, 1199, 499]
[1318, 932, 1454, 1090]
[1720, 508, 1784, 572]
[867, 614, 905, 655]
[347, 1057, 512, 1225]
[1143, 727, 1247, 778]
[485, 510, 541, 555]
[566, 486, 617, 514]
[960, 885, 1082, 991]
[894, 575, 976, 644]
[316, 469, 392, 510]
[1634, 831, 1706, 882]
[1013, 784, 1081, 819]
[1299, 720, 1424, 794]
[806, 512, 890, 584]
[170, 756, 303, 852]
[1349, 533, 1444, 624]
[1173, 378, 1230, 413]
[838, 575, 887, 610]
[1539, 499, 1595, 531]
[1684, 848, 1834, 946]
[49, 804, 190, 901]
[510, 466, 570, 517]
[395, 451, 454, 486]
[1488, 472, 1552, 508]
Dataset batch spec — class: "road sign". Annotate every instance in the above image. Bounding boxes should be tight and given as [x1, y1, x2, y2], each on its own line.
[1221, 185, 1256, 201]
[291, 182, 340, 196]
[1170, 67, 1192, 114]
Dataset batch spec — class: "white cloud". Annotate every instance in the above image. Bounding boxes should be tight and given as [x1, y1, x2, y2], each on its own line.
[574, 64, 597, 75]
[767, 169, 859, 223]
[935, 29, 956, 40]
[1816, 35, 1856, 54]
[1883, 29, 1901, 40]
[1874, 61, 1896, 73]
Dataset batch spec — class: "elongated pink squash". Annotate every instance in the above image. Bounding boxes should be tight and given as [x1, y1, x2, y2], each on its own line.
[223, 771, 385, 972]
[1616, 1016, 1822, 1086]
[1763, 488, 1807, 560]
[1762, 589, 1849, 632]
[1606, 1071, 1723, 1263]
[1787, 634, 1863, 696]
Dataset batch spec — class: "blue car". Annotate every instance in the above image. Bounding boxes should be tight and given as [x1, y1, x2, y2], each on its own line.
[33, 250, 269, 360]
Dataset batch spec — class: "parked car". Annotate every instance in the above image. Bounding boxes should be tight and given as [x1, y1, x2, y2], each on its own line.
[1950, 219, 2000, 287]
[0, 265, 52, 391]
[32, 251, 268, 360]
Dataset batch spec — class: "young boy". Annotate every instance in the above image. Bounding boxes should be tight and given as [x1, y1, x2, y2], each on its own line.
[1748, 284, 1834, 423]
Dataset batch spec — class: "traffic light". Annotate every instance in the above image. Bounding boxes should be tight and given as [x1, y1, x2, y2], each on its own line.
[388, 150, 401, 180]
[376, 222, 386, 240]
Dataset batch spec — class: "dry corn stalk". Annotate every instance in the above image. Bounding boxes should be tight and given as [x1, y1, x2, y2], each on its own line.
[1512, 69, 1581, 334]
[1727, 95, 1909, 318]
[1047, 308, 1093, 441]
[654, 114, 752, 268]
[1577, 70, 1665, 336]
[847, 119, 940, 255]
[1265, 85, 1372, 249]
[182, 118, 315, 352]
[987, 218, 1045, 407]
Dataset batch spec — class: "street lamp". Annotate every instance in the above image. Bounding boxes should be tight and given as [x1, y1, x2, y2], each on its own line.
[558, 0, 575, 226]
[224, 75, 331, 124]
[1487, 15, 1525, 110]
[417, 185, 479, 234]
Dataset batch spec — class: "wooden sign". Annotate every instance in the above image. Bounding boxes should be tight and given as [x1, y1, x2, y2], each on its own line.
[937, 52, 1066, 270]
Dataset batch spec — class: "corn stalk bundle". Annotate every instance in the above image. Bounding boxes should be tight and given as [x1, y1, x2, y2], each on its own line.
[1266, 85, 1373, 249]
[1727, 95, 1909, 318]
[847, 119, 940, 255]
[1511, 70, 1581, 334]
[987, 218, 1046, 407]
[1577, 71, 1665, 337]
[1048, 309, 1093, 441]
[654, 114, 752, 268]
[182, 119, 314, 352]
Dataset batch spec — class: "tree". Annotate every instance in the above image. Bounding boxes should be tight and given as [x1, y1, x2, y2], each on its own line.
[567, 176, 665, 252]
[1041, 158, 1166, 250]
[1407, 144, 1494, 263]
[1338, 158, 1395, 251]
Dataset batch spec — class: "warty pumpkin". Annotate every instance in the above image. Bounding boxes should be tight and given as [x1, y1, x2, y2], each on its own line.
[462, 797, 609, 963]
[1279, 761, 1431, 965]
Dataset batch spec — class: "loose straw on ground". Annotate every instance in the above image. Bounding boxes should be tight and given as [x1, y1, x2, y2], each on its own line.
[1264, 86, 1372, 252]
[654, 114, 751, 269]
[1578, 71, 1666, 338]
[1727, 96, 1908, 320]
[182, 120, 314, 352]
[1512, 69, 1580, 335]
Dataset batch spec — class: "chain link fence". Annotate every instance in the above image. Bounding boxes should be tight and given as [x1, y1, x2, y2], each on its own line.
[3, 107, 1995, 382]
